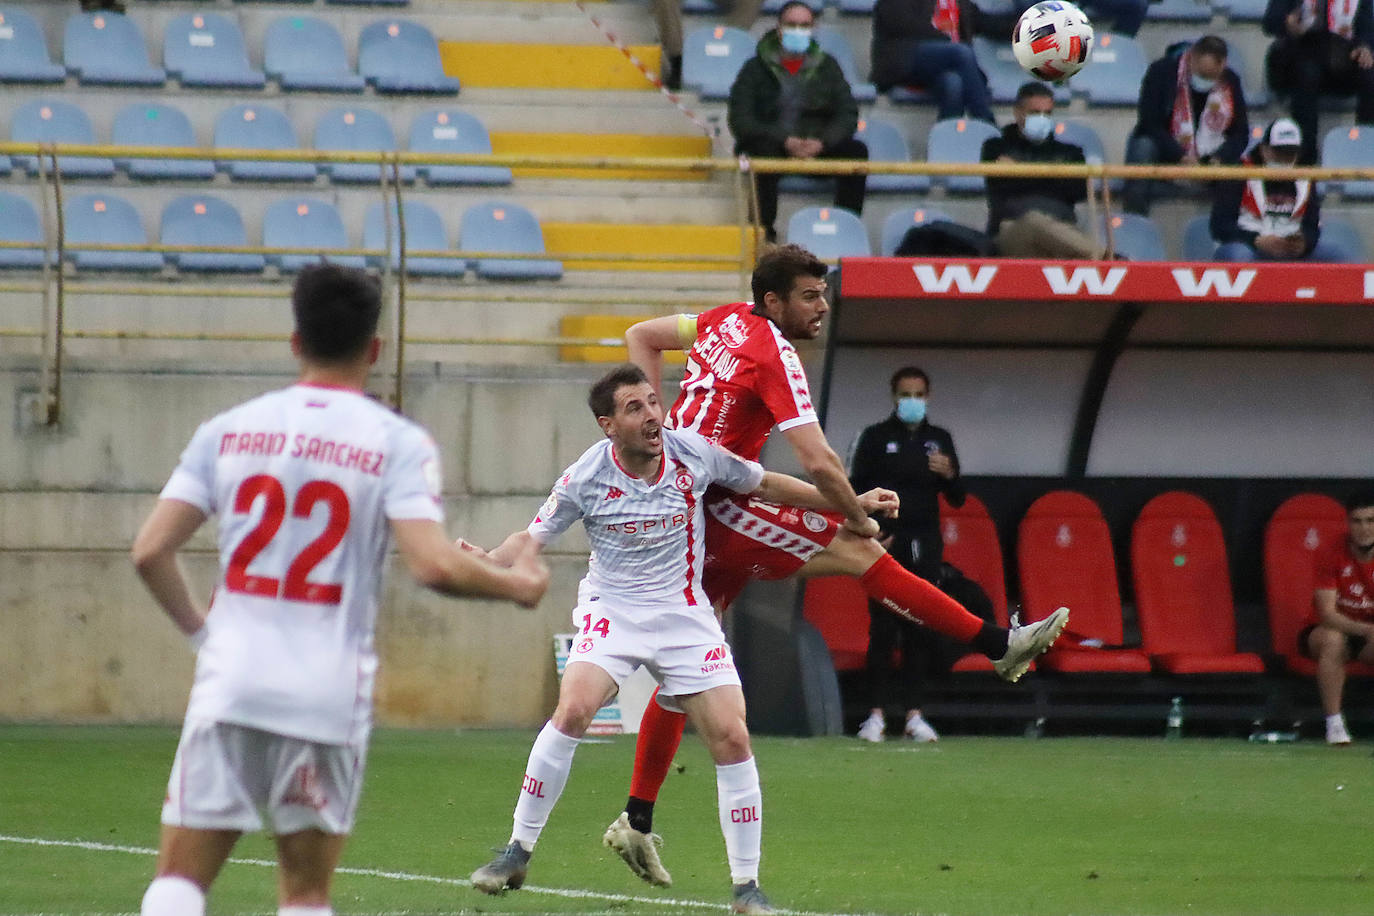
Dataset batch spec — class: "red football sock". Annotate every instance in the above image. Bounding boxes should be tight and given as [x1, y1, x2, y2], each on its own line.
[629, 689, 687, 802]
[859, 553, 984, 643]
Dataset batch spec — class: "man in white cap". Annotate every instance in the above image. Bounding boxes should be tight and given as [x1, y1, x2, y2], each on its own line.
[1209, 117, 1346, 261]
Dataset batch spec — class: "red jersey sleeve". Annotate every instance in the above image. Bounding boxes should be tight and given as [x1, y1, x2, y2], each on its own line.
[753, 326, 819, 432]
[1314, 540, 1343, 591]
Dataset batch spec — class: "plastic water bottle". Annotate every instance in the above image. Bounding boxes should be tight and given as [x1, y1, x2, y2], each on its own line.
[1248, 722, 1299, 743]
[1165, 696, 1184, 740]
[1024, 716, 1046, 739]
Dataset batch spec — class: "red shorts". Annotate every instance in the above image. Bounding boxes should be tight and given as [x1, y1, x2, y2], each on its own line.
[701, 488, 843, 609]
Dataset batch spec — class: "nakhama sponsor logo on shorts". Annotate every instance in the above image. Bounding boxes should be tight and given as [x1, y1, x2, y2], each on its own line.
[700, 644, 734, 674]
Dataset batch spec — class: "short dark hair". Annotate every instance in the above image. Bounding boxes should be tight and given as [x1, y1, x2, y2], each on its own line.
[751, 244, 828, 308]
[1015, 82, 1054, 105]
[291, 263, 382, 363]
[588, 363, 650, 420]
[777, 0, 817, 20]
[890, 366, 930, 394]
[1346, 491, 1374, 513]
[1193, 35, 1228, 60]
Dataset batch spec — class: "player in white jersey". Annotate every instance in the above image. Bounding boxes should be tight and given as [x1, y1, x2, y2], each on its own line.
[130, 265, 549, 916]
[469, 364, 895, 915]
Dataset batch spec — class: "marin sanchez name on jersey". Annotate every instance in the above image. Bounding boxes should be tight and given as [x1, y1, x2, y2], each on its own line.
[527, 429, 764, 610]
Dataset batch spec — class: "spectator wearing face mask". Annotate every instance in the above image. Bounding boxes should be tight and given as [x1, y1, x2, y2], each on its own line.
[1123, 36, 1250, 215]
[980, 82, 1106, 259]
[727, 0, 868, 243]
[1209, 117, 1347, 261]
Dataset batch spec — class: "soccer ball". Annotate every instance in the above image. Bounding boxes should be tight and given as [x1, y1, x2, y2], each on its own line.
[1012, 1, 1094, 83]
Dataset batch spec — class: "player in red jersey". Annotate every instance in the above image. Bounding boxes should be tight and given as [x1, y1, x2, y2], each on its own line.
[599, 246, 1068, 890]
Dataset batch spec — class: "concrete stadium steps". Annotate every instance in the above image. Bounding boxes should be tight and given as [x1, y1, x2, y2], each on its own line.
[440, 41, 663, 91]
[489, 132, 712, 181]
[558, 313, 693, 363]
[542, 221, 756, 270]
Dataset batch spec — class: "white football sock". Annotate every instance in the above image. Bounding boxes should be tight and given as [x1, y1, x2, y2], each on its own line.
[141, 875, 205, 916]
[715, 757, 762, 884]
[1327, 713, 1346, 727]
[510, 721, 581, 849]
[279, 907, 332, 916]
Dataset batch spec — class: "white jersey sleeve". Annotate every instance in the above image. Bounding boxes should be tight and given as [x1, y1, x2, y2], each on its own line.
[160, 419, 220, 514]
[527, 464, 585, 544]
[382, 425, 445, 522]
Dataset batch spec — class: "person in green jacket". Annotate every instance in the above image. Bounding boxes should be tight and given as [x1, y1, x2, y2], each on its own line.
[727, 0, 868, 243]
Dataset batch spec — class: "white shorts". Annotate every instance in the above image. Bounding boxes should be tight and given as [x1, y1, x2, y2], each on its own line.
[161, 719, 367, 835]
[567, 595, 742, 708]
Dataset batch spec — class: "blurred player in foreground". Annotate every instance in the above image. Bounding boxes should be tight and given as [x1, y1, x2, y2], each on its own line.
[469, 364, 898, 914]
[602, 244, 1067, 886]
[131, 264, 549, 916]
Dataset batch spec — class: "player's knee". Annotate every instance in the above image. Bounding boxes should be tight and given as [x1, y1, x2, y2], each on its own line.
[142, 876, 205, 916]
[707, 721, 752, 764]
[550, 701, 596, 737]
[1312, 628, 1350, 662]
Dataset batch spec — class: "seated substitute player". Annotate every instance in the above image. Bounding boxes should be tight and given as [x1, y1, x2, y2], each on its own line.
[1300, 490, 1374, 745]
[469, 364, 896, 915]
[600, 244, 1068, 887]
[130, 264, 549, 916]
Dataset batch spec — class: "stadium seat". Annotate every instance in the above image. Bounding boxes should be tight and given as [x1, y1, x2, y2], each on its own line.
[64, 192, 165, 271]
[1219, 42, 1268, 107]
[1146, 0, 1213, 21]
[1076, 33, 1147, 106]
[160, 195, 264, 273]
[857, 117, 930, 193]
[63, 12, 166, 86]
[313, 107, 415, 183]
[682, 25, 753, 100]
[408, 109, 512, 186]
[1318, 215, 1367, 263]
[263, 198, 365, 272]
[113, 103, 216, 181]
[264, 15, 365, 92]
[328, 0, 409, 6]
[879, 205, 956, 256]
[1319, 125, 1374, 200]
[1181, 214, 1215, 260]
[0, 7, 67, 83]
[10, 99, 116, 179]
[1102, 213, 1167, 261]
[459, 201, 563, 280]
[813, 29, 876, 102]
[1216, 0, 1266, 20]
[1053, 119, 1112, 182]
[213, 104, 318, 182]
[0, 191, 45, 268]
[973, 36, 1071, 104]
[785, 206, 871, 258]
[164, 13, 266, 89]
[837, 0, 877, 14]
[1130, 491, 1265, 674]
[363, 200, 466, 276]
[941, 494, 1012, 673]
[801, 576, 871, 671]
[926, 117, 1001, 193]
[358, 20, 459, 93]
[1017, 490, 1152, 673]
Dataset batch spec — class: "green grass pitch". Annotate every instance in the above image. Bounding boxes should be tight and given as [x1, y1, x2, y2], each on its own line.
[1, 725, 1372, 915]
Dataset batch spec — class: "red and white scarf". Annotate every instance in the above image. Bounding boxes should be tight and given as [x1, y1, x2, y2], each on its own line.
[1238, 162, 1312, 237]
[1170, 48, 1235, 158]
[931, 0, 962, 41]
[1299, 0, 1359, 39]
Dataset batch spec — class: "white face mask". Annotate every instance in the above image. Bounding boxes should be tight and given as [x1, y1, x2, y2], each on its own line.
[1189, 73, 1217, 92]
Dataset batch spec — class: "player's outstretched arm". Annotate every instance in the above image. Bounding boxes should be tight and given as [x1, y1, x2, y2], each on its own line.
[131, 498, 211, 641]
[782, 422, 879, 538]
[391, 519, 549, 608]
[626, 315, 694, 402]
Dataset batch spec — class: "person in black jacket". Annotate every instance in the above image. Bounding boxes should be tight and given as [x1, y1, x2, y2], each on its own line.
[1264, 0, 1374, 165]
[980, 82, 1104, 259]
[849, 367, 982, 743]
[870, 0, 1014, 120]
[1123, 36, 1250, 215]
[727, 0, 868, 242]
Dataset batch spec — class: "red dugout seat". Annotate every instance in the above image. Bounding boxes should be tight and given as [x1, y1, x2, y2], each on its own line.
[801, 575, 870, 672]
[1016, 490, 1151, 673]
[1263, 494, 1374, 677]
[1130, 491, 1264, 674]
[941, 493, 1012, 673]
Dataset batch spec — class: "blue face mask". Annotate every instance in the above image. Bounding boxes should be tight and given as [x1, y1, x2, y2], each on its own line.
[896, 396, 927, 424]
[1189, 73, 1216, 93]
[779, 27, 812, 55]
[1021, 113, 1054, 143]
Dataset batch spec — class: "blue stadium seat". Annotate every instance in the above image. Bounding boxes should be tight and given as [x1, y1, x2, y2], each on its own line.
[1320, 125, 1374, 199]
[1103, 213, 1166, 260]
[64, 12, 165, 86]
[0, 7, 66, 83]
[972, 36, 1071, 104]
[926, 117, 1001, 192]
[838, 0, 877, 14]
[1147, 0, 1213, 21]
[10, 99, 116, 179]
[1053, 118, 1120, 190]
[1076, 33, 1147, 105]
[113, 103, 215, 181]
[813, 30, 876, 102]
[459, 201, 563, 280]
[1216, 0, 1266, 19]
[314, 107, 415, 183]
[358, 20, 459, 93]
[785, 205, 870, 258]
[363, 200, 466, 276]
[213, 104, 318, 182]
[263, 198, 366, 272]
[682, 25, 753, 100]
[1218, 42, 1268, 107]
[264, 15, 365, 92]
[160, 194, 264, 273]
[1181, 214, 1215, 259]
[0, 191, 45, 268]
[858, 116, 930, 192]
[64, 193, 165, 271]
[880, 205, 955, 255]
[1318, 215, 1367, 262]
[408, 109, 512, 186]
[164, 12, 266, 89]
[328, 0, 409, 5]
